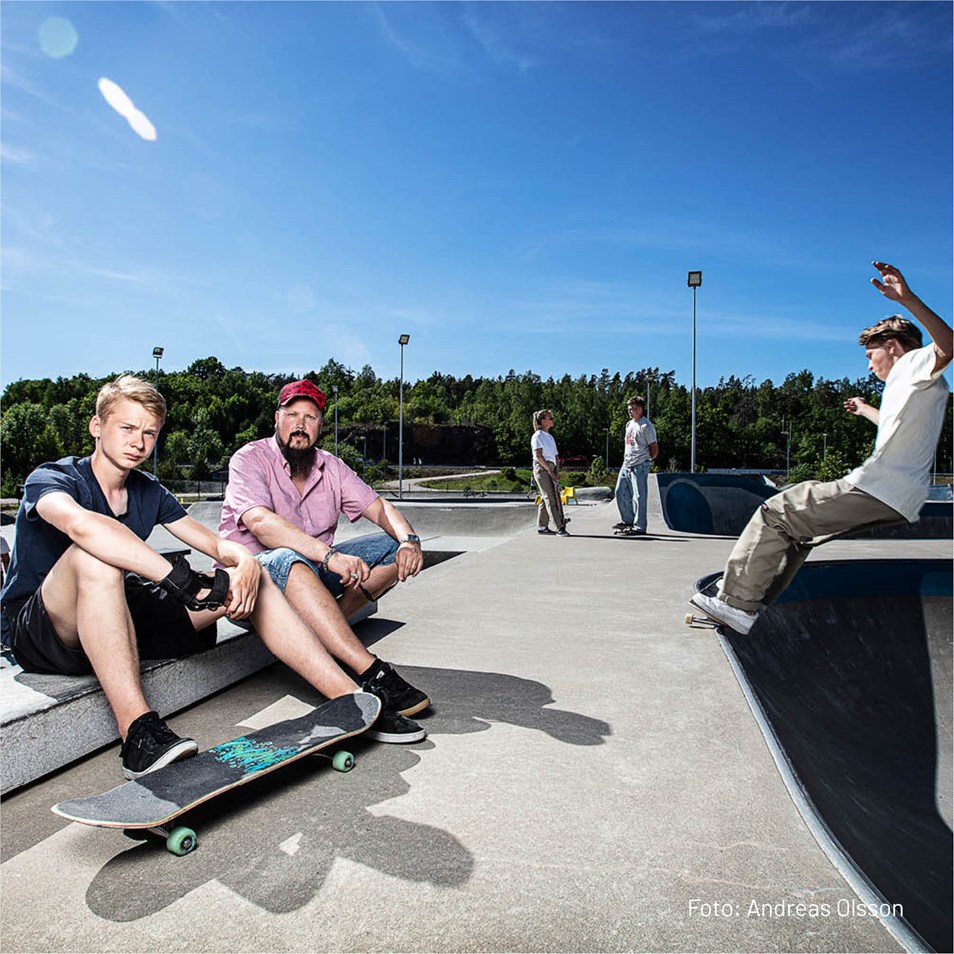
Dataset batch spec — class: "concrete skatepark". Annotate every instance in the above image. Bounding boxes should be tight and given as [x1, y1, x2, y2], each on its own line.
[1, 476, 951, 953]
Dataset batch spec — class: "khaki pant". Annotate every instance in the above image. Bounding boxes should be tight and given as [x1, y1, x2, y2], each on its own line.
[533, 463, 566, 531]
[720, 478, 905, 612]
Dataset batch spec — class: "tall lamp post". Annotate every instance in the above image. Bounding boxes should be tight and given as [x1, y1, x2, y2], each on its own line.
[687, 271, 702, 473]
[333, 385, 339, 456]
[152, 346, 164, 474]
[398, 334, 410, 499]
[603, 427, 610, 469]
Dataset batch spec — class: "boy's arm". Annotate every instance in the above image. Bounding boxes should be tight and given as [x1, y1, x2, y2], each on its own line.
[871, 261, 953, 372]
[163, 514, 261, 619]
[36, 492, 174, 581]
[844, 397, 879, 425]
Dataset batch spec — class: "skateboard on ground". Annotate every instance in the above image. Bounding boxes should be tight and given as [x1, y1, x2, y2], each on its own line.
[613, 525, 644, 536]
[52, 691, 381, 856]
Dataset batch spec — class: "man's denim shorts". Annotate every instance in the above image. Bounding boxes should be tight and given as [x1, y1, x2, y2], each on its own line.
[255, 533, 400, 598]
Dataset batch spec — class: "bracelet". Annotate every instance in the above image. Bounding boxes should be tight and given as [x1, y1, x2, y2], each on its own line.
[320, 546, 337, 571]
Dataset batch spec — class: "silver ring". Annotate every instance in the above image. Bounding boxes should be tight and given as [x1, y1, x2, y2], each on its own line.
[350, 572, 359, 581]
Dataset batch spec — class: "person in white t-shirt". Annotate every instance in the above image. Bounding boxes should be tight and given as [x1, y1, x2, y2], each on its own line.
[530, 409, 569, 536]
[691, 261, 953, 634]
[612, 396, 659, 535]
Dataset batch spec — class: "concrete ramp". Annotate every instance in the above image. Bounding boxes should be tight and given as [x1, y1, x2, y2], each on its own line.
[188, 497, 537, 541]
[657, 473, 775, 535]
[710, 559, 952, 952]
[385, 498, 537, 537]
[659, 472, 953, 540]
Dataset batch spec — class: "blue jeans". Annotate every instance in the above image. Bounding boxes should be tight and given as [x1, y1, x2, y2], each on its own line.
[615, 461, 651, 531]
[255, 533, 399, 598]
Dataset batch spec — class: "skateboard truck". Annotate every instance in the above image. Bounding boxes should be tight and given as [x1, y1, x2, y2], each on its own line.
[685, 612, 719, 630]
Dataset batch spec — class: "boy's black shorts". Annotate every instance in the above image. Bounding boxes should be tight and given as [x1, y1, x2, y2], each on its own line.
[5, 574, 217, 676]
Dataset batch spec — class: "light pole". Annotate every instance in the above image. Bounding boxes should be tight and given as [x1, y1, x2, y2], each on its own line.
[152, 346, 164, 474]
[603, 427, 610, 469]
[398, 334, 410, 499]
[687, 271, 702, 473]
[333, 385, 339, 456]
[822, 433, 827, 461]
[360, 435, 367, 471]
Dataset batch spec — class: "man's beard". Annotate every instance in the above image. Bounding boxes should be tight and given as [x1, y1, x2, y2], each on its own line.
[277, 431, 317, 480]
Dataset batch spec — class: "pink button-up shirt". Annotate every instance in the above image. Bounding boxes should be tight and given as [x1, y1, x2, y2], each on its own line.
[219, 437, 378, 554]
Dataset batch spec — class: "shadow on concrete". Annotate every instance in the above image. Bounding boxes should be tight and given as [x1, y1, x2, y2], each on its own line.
[85, 740, 468, 920]
[80, 664, 610, 921]
[714, 559, 952, 953]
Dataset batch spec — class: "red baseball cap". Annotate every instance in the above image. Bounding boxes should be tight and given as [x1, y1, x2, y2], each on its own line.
[277, 380, 326, 410]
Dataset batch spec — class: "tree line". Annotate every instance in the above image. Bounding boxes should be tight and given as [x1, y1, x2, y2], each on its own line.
[2, 355, 951, 497]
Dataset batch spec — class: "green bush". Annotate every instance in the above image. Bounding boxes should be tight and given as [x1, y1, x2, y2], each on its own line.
[585, 456, 609, 486]
[783, 463, 815, 485]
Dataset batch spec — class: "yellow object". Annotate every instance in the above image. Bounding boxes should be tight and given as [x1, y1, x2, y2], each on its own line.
[560, 486, 577, 505]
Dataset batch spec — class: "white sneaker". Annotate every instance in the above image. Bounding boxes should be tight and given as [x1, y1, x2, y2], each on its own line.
[690, 592, 759, 635]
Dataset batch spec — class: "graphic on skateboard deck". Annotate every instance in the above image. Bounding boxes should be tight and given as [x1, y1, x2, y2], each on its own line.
[52, 690, 381, 855]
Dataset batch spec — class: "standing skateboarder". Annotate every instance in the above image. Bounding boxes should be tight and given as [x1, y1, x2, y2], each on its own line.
[691, 262, 953, 634]
[612, 396, 658, 535]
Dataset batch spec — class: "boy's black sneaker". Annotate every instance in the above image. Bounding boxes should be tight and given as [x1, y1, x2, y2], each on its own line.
[364, 706, 427, 744]
[358, 658, 430, 717]
[121, 711, 198, 780]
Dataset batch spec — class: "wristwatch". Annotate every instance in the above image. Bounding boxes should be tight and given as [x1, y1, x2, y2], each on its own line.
[399, 534, 422, 546]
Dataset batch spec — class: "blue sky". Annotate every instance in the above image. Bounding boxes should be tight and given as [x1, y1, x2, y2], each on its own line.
[2, 1, 951, 390]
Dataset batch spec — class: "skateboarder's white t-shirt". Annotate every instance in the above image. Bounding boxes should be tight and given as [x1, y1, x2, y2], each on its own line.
[531, 430, 559, 464]
[845, 344, 949, 521]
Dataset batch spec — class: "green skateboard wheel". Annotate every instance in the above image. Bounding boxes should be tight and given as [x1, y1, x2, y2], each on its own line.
[331, 750, 355, 773]
[166, 825, 197, 856]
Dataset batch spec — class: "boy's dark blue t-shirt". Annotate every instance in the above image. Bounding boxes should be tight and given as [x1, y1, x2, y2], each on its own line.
[0, 456, 187, 610]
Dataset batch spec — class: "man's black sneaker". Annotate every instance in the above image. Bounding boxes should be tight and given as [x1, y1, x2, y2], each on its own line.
[359, 658, 430, 717]
[557, 527, 571, 536]
[364, 708, 427, 744]
[538, 527, 556, 535]
[121, 711, 198, 780]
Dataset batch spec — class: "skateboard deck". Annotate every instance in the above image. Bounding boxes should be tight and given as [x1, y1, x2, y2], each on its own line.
[52, 690, 381, 854]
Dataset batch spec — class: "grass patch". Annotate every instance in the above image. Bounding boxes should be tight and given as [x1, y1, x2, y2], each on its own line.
[417, 470, 534, 493]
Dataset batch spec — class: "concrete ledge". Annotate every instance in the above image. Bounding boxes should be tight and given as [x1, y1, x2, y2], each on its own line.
[1, 604, 376, 795]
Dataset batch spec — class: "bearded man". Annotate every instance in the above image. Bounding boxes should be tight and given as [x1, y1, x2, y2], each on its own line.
[219, 380, 429, 742]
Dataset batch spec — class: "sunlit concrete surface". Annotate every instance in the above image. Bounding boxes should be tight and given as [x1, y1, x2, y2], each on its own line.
[2, 491, 949, 953]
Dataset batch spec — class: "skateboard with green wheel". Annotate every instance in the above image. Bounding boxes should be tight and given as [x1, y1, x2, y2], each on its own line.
[51, 691, 381, 855]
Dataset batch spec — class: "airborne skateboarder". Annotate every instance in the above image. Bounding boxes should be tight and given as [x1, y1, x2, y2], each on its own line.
[690, 262, 953, 634]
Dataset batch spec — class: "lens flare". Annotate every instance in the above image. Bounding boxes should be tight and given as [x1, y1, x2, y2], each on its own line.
[38, 17, 78, 59]
[97, 77, 158, 142]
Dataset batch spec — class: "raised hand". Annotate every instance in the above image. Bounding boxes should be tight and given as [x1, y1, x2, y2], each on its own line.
[870, 261, 912, 304]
